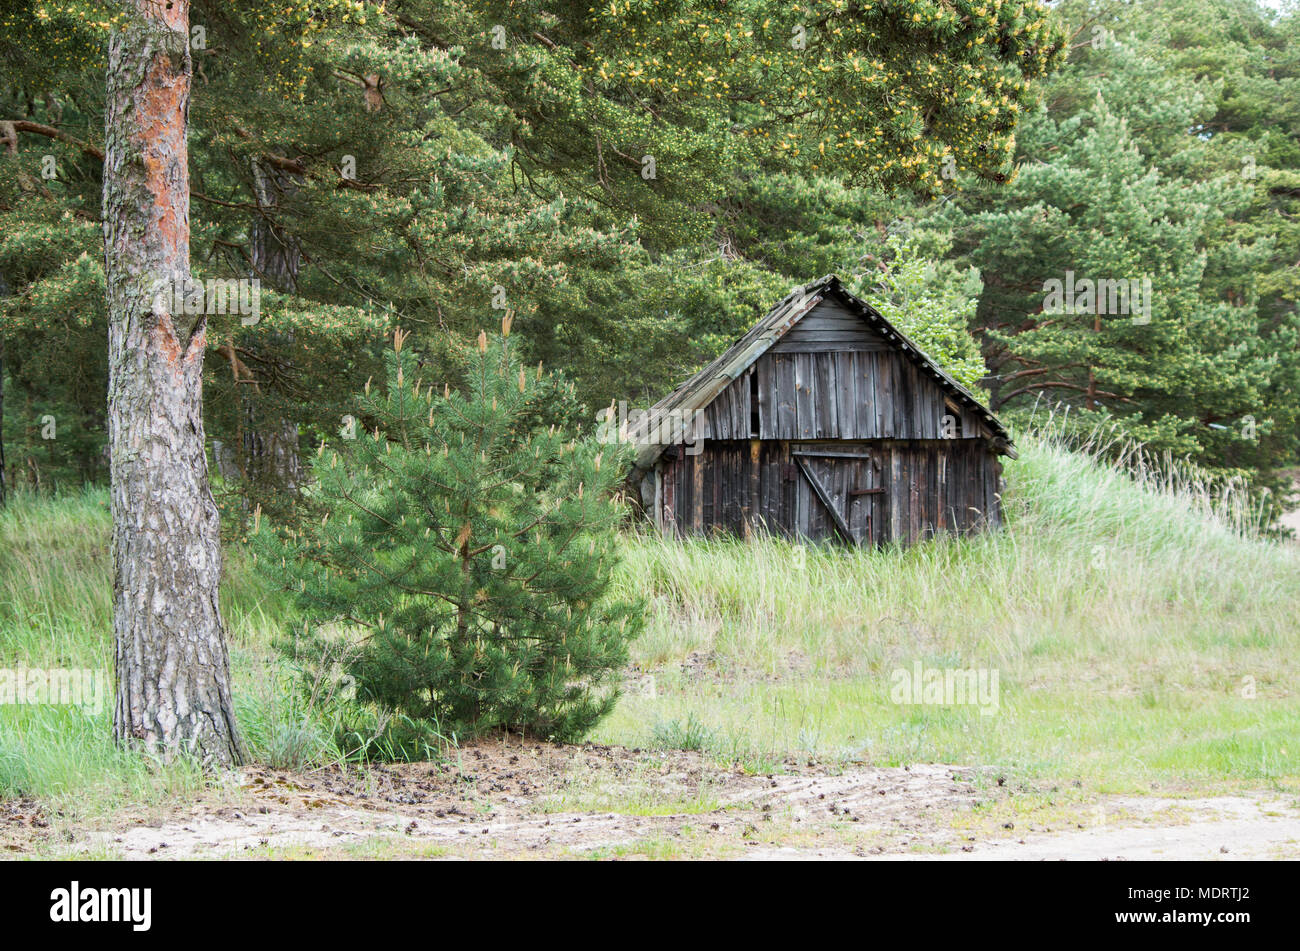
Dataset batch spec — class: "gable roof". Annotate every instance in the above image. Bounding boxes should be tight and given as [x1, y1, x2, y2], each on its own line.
[630, 274, 1012, 470]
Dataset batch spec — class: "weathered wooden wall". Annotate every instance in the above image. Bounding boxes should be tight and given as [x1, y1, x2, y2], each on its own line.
[649, 298, 1005, 547]
[697, 302, 990, 444]
[657, 439, 1002, 546]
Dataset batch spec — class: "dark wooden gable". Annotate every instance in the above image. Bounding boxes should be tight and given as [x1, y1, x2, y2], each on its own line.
[769, 297, 891, 353]
[697, 298, 991, 443]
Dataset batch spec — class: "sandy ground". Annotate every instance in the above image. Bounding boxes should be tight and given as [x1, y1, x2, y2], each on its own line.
[3, 740, 1297, 860]
[886, 795, 1300, 861]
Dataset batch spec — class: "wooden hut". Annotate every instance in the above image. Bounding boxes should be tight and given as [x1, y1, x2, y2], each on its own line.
[625, 275, 1015, 546]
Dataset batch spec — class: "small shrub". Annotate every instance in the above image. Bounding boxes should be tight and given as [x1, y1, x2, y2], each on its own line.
[651, 713, 717, 752]
[254, 322, 643, 746]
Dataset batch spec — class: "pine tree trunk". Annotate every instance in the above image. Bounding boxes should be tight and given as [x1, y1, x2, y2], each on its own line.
[102, 1, 245, 767]
[0, 274, 8, 509]
[0, 334, 7, 510]
[243, 159, 300, 493]
[1086, 311, 1101, 411]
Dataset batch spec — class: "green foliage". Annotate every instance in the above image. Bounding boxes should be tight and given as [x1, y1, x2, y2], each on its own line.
[0, 0, 1071, 508]
[253, 324, 644, 745]
[0, 199, 106, 490]
[529, 248, 793, 413]
[848, 232, 988, 394]
[3, 0, 1296, 516]
[571, 0, 1065, 196]
[931, 0, 1300, 496]
[4, 424, 1299, 806]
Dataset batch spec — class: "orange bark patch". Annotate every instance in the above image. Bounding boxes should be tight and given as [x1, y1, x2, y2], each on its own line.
[154, 308, 183, 370]
[135, 52, 190, 261]
[185, 323, 207, 366]
[147, 0, 189, 33]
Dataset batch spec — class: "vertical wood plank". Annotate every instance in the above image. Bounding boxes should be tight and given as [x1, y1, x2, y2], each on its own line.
[907, 447, 920, 544]
[941, 447, 951, 534]
[889, 446, 901, 542]
[795, 354, 813, 438]
[878, 355, 889, 439]
[818, 354, 836, 439]
[864, 352, 878, 439]
[692, 451, 704, 535]
[842, 352, 858, 440]
[654, 466, 664, 535]
[776, 355, 795, 438]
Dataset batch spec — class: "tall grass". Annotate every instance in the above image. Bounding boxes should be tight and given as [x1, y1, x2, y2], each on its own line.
[2, 422, 1296, 810]
[0, 490, 343, 811]
[0, 491, 197, 810]
[597, 428, 1300, 789]
[0, 489, 446, 811]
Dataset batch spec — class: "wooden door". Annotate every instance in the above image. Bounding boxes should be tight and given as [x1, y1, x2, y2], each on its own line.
[791, 446, 886, 546]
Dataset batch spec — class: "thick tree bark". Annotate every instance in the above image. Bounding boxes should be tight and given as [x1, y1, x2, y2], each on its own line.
[102, 0, 245, 767]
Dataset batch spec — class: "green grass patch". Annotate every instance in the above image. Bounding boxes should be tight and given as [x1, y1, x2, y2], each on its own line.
[2, 428, 1297, 812]
[593, 433, 1300, 790]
